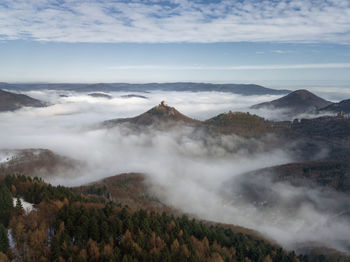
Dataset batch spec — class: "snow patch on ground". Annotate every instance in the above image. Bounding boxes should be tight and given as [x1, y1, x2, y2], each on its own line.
[12, 197, 36, 214]
[0, 151, 15, 163]
[7, 229, 16, 249]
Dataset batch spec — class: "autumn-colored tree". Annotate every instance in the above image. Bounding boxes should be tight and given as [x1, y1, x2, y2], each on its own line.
[0, 251, 9, 262]
[0, 175, 318, 262]
[87, 239, 100, 259]
[170, 239, 180, 253]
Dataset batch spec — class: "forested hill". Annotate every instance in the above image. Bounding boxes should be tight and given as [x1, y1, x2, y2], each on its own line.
[0, 174, 325, 262]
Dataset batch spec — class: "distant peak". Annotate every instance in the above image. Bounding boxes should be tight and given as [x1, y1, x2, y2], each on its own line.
[288, 89, 315, 99]
[151, 101, 178, 116]
[104, 101, 199, 127]
[251, 88, 331, 114]
[294, 89, 310, 93]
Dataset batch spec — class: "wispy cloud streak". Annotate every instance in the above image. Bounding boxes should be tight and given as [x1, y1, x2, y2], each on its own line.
[108, 63, 350, 70]
[0, 0, 350, 43]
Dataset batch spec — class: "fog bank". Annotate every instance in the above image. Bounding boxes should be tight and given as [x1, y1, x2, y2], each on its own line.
[0, 90, 349, 254]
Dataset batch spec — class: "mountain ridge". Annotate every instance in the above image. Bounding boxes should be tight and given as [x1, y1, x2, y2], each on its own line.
[0, 82, 290, 95]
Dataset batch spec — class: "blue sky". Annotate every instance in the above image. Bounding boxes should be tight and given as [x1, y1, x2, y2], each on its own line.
[0, 0, 350, 87]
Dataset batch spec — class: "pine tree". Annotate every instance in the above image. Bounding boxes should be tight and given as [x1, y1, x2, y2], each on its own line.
[0, 184, 13, 227]
[0, 224, 9, 253]
[88, 217, 99, 241]
[15, 197, 24, 215]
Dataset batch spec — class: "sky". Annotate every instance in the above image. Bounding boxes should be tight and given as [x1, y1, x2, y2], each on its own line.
[0, 0, 350, 87]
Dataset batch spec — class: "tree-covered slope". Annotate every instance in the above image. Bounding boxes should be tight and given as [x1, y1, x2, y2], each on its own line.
[0, 174, 328, 262]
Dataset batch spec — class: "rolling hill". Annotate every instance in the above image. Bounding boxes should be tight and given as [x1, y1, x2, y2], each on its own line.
[251, 89, 332, 115]
[319, 99, 350, 114]
[104, 101, 288, 135]
[121, 94, 148, 99]
[0, 89, 45, 112]
[203, 111, 289, 137]
[75, 173, 169, 211]
[0, 149, 80, 179]
[247, 158, 350, 193]
[104, 101, 201, 127]
[87, 92, 112, 99]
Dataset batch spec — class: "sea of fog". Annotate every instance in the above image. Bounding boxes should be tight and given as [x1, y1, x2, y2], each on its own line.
[0, 89, 349, 255]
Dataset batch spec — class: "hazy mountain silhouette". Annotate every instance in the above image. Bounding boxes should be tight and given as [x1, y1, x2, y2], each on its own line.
[0, 89, 45, 112]
[0, 82, 290, 95]
[251, 89, 332, 115]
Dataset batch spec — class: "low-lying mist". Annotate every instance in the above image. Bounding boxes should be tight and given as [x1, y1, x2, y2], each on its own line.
[22, 89, 337, 121]
[1, 90, 349, 254]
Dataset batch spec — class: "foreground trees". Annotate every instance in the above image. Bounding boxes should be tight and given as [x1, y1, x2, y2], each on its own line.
[0, 174, 325, 261]
[0, 184, 13, 227]
[0, 224, 9, 254]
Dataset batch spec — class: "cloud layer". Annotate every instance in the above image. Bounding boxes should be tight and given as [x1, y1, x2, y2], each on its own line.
[1, 0, 350, 43]
[0, 90, 349, 253]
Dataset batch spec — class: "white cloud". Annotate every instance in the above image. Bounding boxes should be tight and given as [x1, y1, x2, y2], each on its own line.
[0, 0, 350, 43]
[272, 50, 294, 54]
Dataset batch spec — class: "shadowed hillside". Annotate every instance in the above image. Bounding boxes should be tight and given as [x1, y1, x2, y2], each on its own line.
[0, 89, 45, 112]
[251, 89, 332, 115]
[291, 116, 350, 139]
[0, 149, 80, 179]
[319, 99, 350, 114]
[88, 92, 112, 99]
[248, 158, 350, 193]
[75, 173, 169, 211]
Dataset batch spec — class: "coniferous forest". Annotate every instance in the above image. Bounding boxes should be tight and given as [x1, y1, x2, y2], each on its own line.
[0, 174, 329, 262]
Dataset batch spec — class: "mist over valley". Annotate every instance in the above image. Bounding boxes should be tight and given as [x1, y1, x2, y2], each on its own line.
[1, 86, 350, 260]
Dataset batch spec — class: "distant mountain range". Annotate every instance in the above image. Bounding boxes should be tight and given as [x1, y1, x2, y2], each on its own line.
[104, 100, 350, 158]
[0, 82, 290, 95]
[251, 89, 332, 115]
[3, 93, 350, 258]
[104, 100, 287, 139]
[0, 89, 45, 112]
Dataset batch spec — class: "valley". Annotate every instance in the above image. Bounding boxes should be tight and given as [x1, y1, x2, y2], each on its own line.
[0, 85, 350, 261]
